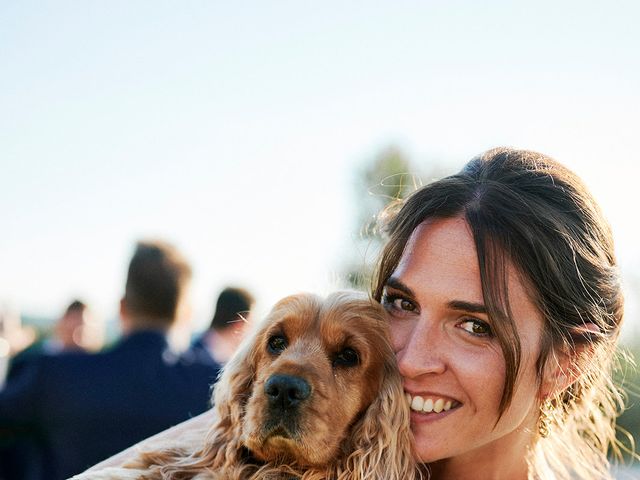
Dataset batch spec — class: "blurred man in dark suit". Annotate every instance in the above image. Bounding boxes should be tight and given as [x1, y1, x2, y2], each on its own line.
[0, 240, 220, 480]
[0, 299, 104, 480]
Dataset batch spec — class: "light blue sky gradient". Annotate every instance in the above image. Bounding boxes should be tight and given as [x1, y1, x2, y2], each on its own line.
[1, 1, 639, 337]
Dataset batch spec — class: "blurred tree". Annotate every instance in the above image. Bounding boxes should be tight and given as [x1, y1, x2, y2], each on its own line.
[615, 272, 640, 463]
[616, 346, 640, 463]
[342, 145, 450, 290]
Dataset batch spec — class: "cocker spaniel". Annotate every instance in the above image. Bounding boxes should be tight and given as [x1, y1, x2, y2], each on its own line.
[79, 291, 421, 480]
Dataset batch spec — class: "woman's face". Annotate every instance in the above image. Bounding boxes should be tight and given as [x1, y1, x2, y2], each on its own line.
[382, 216, 545, 468]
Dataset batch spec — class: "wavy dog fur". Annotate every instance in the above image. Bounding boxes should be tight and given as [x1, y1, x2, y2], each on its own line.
[86, 292, 421, 480]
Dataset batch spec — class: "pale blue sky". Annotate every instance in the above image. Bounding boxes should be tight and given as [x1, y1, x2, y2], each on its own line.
[1, 0, 639, 336]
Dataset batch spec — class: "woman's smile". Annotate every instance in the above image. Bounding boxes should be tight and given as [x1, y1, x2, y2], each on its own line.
[405, 391, 463, 425]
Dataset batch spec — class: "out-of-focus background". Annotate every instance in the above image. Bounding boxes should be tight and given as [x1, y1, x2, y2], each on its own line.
[1, 0, 638, 469]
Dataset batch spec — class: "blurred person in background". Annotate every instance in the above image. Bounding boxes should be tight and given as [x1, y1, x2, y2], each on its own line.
[190, 286, 255, 365]
[0, 300, 103, 480]
[0, 307, 37, 480]
[8, 300, 104, 373]
[0, 305, 36, 388]
[51, 300, 104, 354]
[0, 240, 220, 480]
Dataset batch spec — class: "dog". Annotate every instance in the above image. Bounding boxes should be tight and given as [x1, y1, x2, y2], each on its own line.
[77, 291, 422, 480]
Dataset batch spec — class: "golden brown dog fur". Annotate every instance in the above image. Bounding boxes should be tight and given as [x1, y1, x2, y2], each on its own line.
[79, 292, 421, 480]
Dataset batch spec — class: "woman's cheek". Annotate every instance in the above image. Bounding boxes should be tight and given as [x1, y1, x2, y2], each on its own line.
[389, 317, 410, 355]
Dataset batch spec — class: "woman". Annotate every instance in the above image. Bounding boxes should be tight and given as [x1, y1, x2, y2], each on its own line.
[84, 147, 627, 479]
[374, 147, 625, 479]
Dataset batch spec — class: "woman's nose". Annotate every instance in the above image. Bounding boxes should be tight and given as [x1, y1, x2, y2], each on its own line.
[395, 319, 447, 378]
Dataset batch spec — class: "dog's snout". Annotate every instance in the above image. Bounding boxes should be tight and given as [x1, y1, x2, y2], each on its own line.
[265, 374, 311, 410]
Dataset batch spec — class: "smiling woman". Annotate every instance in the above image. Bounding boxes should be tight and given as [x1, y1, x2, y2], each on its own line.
[373, 147, 627, 479]
[75, 147, 629, 480]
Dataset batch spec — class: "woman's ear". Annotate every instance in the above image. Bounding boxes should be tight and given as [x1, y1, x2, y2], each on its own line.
[539, 324, 599, 399]
[540, 349, 574, 399]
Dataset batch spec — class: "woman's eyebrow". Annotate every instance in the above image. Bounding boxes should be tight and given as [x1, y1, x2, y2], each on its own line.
[448, 300, 487, 314]
[384, 277, 415, 297]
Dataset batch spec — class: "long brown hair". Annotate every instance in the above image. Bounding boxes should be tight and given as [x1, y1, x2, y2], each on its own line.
[373, 147, 626, 479]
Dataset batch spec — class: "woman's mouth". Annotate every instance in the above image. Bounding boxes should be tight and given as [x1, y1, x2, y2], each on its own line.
[405, 393, 461, 413]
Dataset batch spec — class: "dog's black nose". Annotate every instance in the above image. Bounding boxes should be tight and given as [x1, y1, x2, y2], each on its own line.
[264, 374, 311, 410]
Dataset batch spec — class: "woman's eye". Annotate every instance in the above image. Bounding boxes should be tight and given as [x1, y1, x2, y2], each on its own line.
[267, 335, 287, 354]
[382, 293, 417, 314]
[458, 319, 493, 337]
[334, 347, 359, 367]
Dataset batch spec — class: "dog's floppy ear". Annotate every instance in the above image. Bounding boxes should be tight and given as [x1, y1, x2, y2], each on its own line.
[197, 330, 259, 470]
[118, 340, 259, 479]
[153, 328, 260, 478]
[344, 360, 422, 480]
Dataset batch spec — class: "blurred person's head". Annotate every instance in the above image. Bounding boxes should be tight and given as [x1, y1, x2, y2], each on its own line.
[54, 300, 104, 352]
[209, 287, 255, 332]
[203, 286, 254, 363]
[120, 240, 193, 336]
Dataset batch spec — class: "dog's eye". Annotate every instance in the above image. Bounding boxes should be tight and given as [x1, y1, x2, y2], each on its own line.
[333, 347, 359, 367]
[267, 335, 287, 354]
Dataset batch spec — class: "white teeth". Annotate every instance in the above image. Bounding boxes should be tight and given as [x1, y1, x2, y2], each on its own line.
[406, 394, 457, 414]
